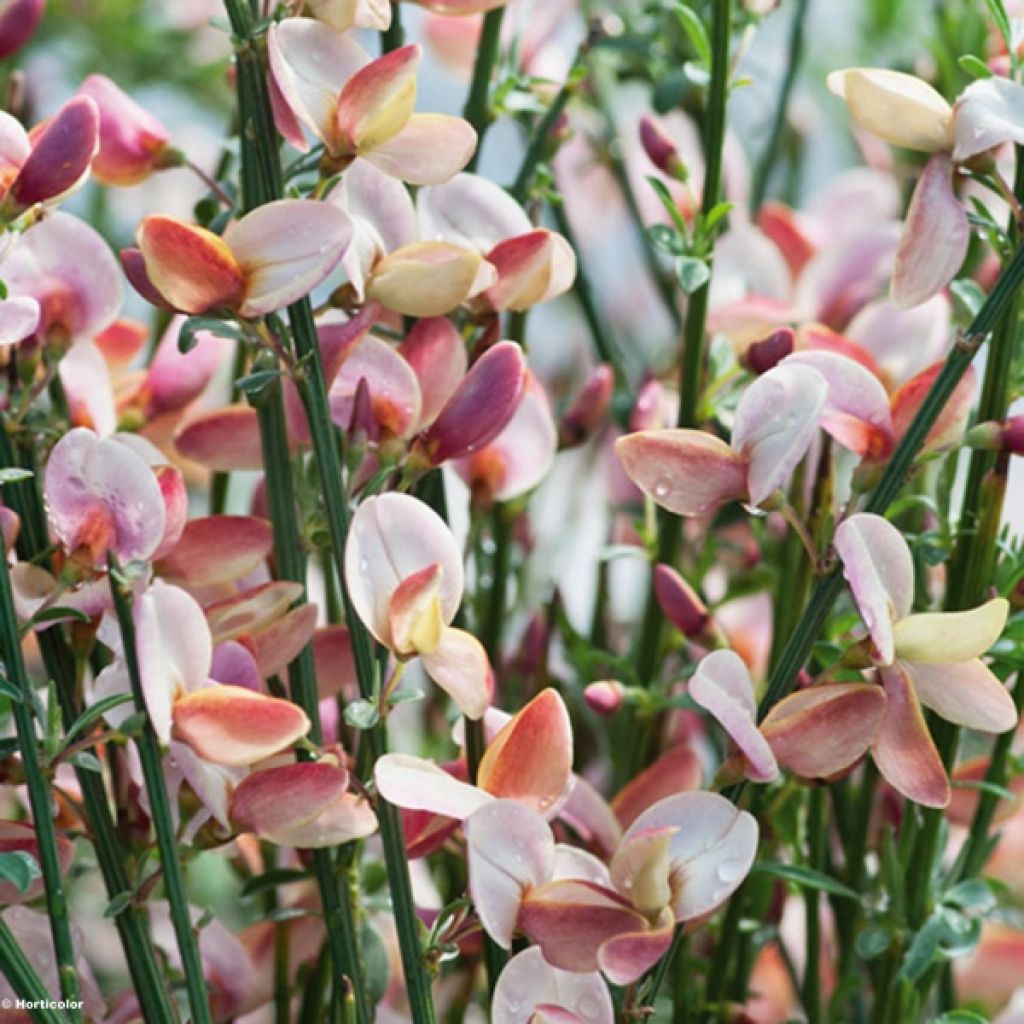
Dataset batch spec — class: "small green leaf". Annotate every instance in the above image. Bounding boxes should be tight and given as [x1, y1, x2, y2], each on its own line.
[31, 606, 92, 628]
[676, 257, 711, 295]
[0, 468, 32, 486]
[648, 223, 682, 256]
[362, 921, 391, 1006]
[950, 279, 986, 320]
[0, 279, 7, 300]
[702, 200, 734, 235]
[68, 751, 103, 773]
[951, 777, 1017, 802]
[236, 370, 282, 397]
[855, 926, 893, 960]
[934, 1011, 989, 1023]
[116, 711, 148, 738]
[958, 54, 993, 79]
[0, 850, 40, 893]
[345, 699, 379, 731]
[65, 693, 133, 745]
[645, 175, 689, 236]
[943, 878, 997, 914]
[179, 316, 244, 354]
[388, 687, 424, 707]
[240, 868, 312, 899]
[104, 890, 134, 918]
[751, 861, 861, 901]
[674, 4, 711, 66]
[267, 907, 321, 923]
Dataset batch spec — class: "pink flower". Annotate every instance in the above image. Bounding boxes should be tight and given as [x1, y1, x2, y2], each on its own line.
[835, 513, 1017, 807]
[345, 492, 492, 718]
[492, 947, 613, 1024]
[268, 20, 475, 185]
[127, 200, 352, 317]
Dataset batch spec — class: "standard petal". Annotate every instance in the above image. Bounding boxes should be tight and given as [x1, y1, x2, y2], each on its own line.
[906, 658, 1017, 733]
[156, 516, 273, 587]
[172, 686, 310, 766]
[245, 603, 319, 679]
[891, 154, 968, 309]
[614, 429, 747, 517]
[465, 800, 556, 948]
[137, 216, 244, 315]
[492, 947, 614, 1024]
[418, 172, 533, 251]
[263, 792, 378, 848]
[624, 792, 759, 922]
[689, 650, 778, 783]
[732, 362, 828, 506]
[174, 406, 268, 472]
[344, 492, 464, 645]
[334, 44, 419, 153]
[893, 598, 1008, 664]
[0, 296, 39, 347]
[224, 200, 353, 317]
[761, 683, 886, 779]
[834, 512, 915, 664]
[611, 745, 703, 830]
[364, 113, 477, 185]
[230, 761, 347, 837]
[419, 625, 493, 719]
[827, 68, 954, 152]
[891, 361, 977, 452]
[873, 664, 950, 807]
[374, 753, 493, 819]
[477, 689, 573, 815]
[482, 229, 577, 313]
[953, 77, 1024, 163]
[205, 582, 304, 645]
[398, 316, 468, 425]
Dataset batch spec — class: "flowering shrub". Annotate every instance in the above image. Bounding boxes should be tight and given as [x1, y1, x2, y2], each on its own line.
[2, 0, 1024, 1021]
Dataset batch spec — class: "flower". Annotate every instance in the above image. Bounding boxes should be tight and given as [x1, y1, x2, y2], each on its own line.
[126, 199, 352, 317]
[835, 512, 1017, 807]
[344, 492, 492, 718]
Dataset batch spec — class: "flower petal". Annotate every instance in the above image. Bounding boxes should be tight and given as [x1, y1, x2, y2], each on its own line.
[465, 800, 556, 948]
[230, 761, 347, 837]
[398, 316, 468, 425]
[614, 429, 747, 517]
[0, 296, 39, 347]
[905, 658, 1017, 733]
[891, 361, 976, 452]
[418, 172, 532, 252]
[953, 77, 1024, 163]
[873, 664, 950, 807]
[174, 405, 268, 471]
[477, 689, 573, 815]
[834, 512, 914, 664]
[732, 362, 828, 506]
[492, 947, 614, 1024]
[893, 598, 1008, 664]
[363, 113, 477, 185]
[366, 240, 483, 316]
[419, 625, 493, 719]
[205, 582, 304, 645]
[611, 745, 703, 830]
[173, 685, 310, 766]
[224, 200, 353, 317]
[375, 753, 493, 819]
[689, 650, 778, 783]
[891, 154, 968, 309]
[597, 911, 675, 986]
[761, 683, 886, 779]
[156, 516, 273, 587]
[334, 44, 419, 153]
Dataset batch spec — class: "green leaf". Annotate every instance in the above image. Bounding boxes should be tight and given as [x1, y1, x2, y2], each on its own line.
[0, 674, 22, 703]
[676, 257, 711, 295]
[648, 223, 682, 256]
[943, 878, 997, 914]
[68, 751, 103, 773]
[0, 468, 32, 486]
[31, 606, 92, 628]
[855, 925, 893, 960]
[344, 699, 379, 731]
[65, 693, 133, 745]
[934, 1012, 989, 1023]
[267, 907, 321, 923]
[236, 369, 282, 397]
[751, 862, 861, 901]
[179, 316, 244, 354]
[116, 711, 148, 738]
[388, 687, 424, 707]
[701, 200, 734, 235]
[674, 4, 711, 65]
[950, 279, 987, 320]
[362, 921, 391, 1006]
[958, 54, 993, 79]
[240, 868, 312, 899]
[951, 777, 1017, 802]
[104, 890, 134, 918]
[0, 850, 41, 893]
[645, 175, 689, 236]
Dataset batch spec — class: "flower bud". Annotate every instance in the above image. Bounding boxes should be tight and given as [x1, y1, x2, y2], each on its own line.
[653, 564, 709, 638]
[966, 415, 1024, 455]
[741, 327, 794, 375]
[560, 364, 614, 446]
[584, 679, 627, 716]
[639, 115, 686, 179]
[629, 376, 665, 431]
[0, 0, 45, 61]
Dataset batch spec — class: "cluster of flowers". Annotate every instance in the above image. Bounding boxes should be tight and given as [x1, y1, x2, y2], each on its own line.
[1, 0, 1024, 1020]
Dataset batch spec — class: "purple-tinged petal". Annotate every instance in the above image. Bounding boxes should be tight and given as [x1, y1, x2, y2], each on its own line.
[398, 316, 467, 426]
[0, 296, 39, 347]
[492, 947, 614, 1024]
[156, 515, 273, 588]
[374, 753, 493, 819]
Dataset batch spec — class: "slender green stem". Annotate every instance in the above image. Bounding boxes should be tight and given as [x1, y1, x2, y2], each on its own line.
[380, 2, 404, 53]
[0, 554, 82, 1019]
[802, 788, 825, 1024]
[108, 558, 214, 1024]
[223, 5, 437, 1017]
[0, 918, 63, 1024]
[463, 8, 505, 171]
[0, 427, 175, 1023]
[749, 0, 809, 213]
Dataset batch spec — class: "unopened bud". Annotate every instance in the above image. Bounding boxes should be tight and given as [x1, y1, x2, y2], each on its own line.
[630, 376, 665, 431]
[0, 506, 19, 555]
[653, 564, 709, 638]
[561, 364, 614, 446]
[742, 327, 794, 375]
[583, 680, 627, 715]
[966, 415, 1024, 455]
[639, 115, 687, 180]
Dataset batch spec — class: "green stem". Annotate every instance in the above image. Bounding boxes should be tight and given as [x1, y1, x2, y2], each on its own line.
[0, 428, 175, 1023]
[380, 2, 404, 53]
[108, 559, 214, 1024]
[0, 918, 63, 1024]
[802, 788, 825, 1024]
[0, 554, 82, 1019]
[462, 8, 505, 171]
[749, 0, 809, 213]
[223, 5, 437, 1017]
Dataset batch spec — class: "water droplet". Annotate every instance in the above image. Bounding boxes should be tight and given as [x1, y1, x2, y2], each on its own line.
[653, 475, 673, 500]
[716, 857, 745, 885]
